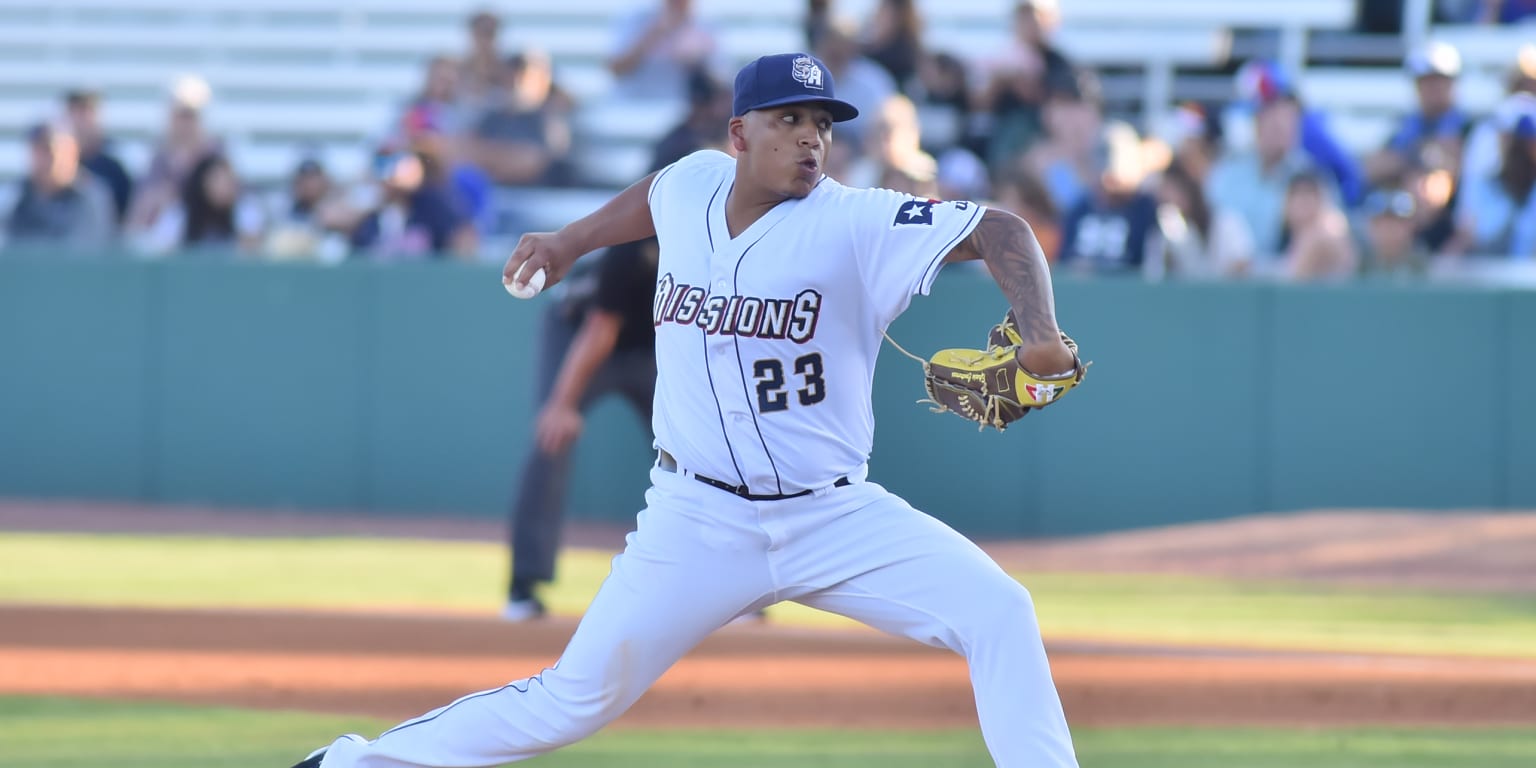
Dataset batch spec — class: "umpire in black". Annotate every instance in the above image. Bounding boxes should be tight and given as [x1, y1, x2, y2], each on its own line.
[503, 233, 657, 621]
[503, 66, 736, 621]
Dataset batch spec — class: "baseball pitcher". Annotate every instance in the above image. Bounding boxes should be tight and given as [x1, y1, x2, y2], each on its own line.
[290, 51, 1087, 768]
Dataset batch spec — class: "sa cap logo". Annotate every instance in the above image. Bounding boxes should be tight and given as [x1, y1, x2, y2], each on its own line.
[791, 56, 824, 90]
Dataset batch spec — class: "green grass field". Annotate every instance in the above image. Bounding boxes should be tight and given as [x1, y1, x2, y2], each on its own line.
[2, 697, 1532, 768]
[2, 532, 1534, 657]
[3, 531, 1533, 767]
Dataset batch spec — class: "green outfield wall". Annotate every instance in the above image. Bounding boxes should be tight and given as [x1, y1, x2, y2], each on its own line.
[2, 256, 1531, 537]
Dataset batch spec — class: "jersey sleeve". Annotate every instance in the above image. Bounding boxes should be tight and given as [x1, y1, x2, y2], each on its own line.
[646, 149, 732, 212]
[645, 148, 734, 235]
[849, 188, 986, 325]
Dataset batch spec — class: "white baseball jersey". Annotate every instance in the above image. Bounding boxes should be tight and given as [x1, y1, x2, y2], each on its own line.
[647, 150, 986, 495]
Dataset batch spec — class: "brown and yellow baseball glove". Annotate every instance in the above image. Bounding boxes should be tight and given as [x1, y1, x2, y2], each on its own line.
[887, 310, 1087, 431]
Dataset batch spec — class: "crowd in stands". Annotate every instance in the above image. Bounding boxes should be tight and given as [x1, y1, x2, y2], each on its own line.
[5, 0, 1536, 282]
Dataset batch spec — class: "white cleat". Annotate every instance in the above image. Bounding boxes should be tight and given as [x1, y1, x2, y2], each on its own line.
[501, 598, 547, 623]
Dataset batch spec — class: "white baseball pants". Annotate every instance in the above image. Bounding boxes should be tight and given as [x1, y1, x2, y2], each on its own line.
[317, 465, 1078, 768]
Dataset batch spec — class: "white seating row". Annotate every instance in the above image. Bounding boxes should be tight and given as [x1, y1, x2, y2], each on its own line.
[1, 0, 1504, 196]
[5, 0, 1355, 28]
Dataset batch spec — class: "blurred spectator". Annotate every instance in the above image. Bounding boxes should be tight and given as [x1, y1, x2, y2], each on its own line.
[5, 123, 115, 249]
[127, 76, 222, 231]
[1394, 144, 1462, 253]
[261, 158, 352, 262]
[1474, 0, 1536, 23]
[845, 94, 938, 196]
[975, 0, 1076, 172]
[1357, 188, 1430, 278]
[400, 102, 494, 236]
[1208, 89, 1334, 259]
[1153, 160, 1254, 279]
[349, 148, 478, 260]
[1021, 68, 1104, 214]
[1461, 50, 1536, 187]
[824, 132, 857, 181]
[459, 10, 506, 123]
[135, 153, 264, 256]
[1450, 109, 1536, 257]
[607, 0, 724, 102]
[1158, 102, 1223, 185]
[935, 146, 991, 202]
[991, 166, 1061, 261]
[466, 50, 575, 187]
[911, 51, 981, 158]
[1434, 0, 1482, 21]
[860, 0, 923, 92]
[1429, 0, 1536, 22]
[282, 159, 333, 228]
[1231, 61, 1364, 207]
[62, 89, 132, 224]
[811, 16, 898, 155]
[1057, 122, 1161, 276]
[395, 56, 468, 143]
[1366, 42, 1470, 189]
[1283, 172, 1359, 280]
[804, 0, 834, 51]
[1356, 0, 1405, 33]
[650, 67, 732, 170]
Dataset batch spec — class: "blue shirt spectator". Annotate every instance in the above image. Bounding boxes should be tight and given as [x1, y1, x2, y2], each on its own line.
[351, 187, 465, 257]
[1298, 108, 1365, 207]
[1233, 60, 1365, 206]
[1389, 111, 1470, 155]
[1388, 43, 1471, 157]
[1209, 93, 1341, 257]
[1498, 0, 1536, 22]
[6, 123, 116, 249]
[1454, 115, 1536, 257]
[350, 151, 476, 259]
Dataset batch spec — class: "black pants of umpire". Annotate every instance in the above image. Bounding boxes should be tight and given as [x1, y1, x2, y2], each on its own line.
[507, 301, 656, 599]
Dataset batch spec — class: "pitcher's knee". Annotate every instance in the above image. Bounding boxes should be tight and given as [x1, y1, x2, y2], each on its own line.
[537, 677, 638, 746]
[972, 578, 1040, 636]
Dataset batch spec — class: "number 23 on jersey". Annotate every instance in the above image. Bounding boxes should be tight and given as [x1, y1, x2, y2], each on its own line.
[753, 353, 826, 413]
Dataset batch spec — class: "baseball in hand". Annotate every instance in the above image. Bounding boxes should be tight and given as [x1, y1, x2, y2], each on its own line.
[504, 266, 547, 300]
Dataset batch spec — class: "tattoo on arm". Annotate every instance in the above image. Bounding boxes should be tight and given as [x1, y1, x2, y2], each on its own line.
[948, 209, 1059, 346]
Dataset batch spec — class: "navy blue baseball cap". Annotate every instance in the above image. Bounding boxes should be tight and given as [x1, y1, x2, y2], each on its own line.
[732, 53, 859, 123]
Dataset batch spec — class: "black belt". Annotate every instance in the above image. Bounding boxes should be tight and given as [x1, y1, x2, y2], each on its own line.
[657, 450, 850, 501]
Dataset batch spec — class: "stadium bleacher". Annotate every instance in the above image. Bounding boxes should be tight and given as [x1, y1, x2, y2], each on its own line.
[0, 0, 1526, 238]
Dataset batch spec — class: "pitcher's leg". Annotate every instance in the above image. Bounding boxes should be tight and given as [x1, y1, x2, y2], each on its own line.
[321, 476, 772, 768]
[787, 491, 1078, 768]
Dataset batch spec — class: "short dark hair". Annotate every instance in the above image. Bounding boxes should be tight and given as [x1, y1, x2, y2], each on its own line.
[469, 10, 499, 31]
[1287, 169, 1325, 193]
[64, 89, 99, 108]
[26, 123, 49, 144]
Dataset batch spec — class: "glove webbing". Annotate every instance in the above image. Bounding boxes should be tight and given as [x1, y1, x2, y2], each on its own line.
[882, 332, 1013, 431]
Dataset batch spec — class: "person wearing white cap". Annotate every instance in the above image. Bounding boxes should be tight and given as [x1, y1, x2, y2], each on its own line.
[1366, 42, 1470, 187]
[125, 74, 223, 231]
